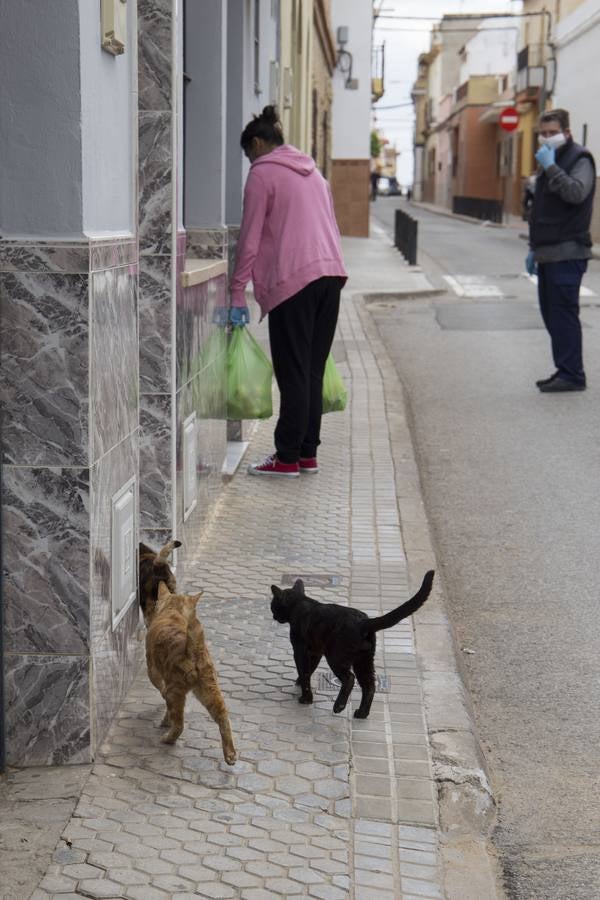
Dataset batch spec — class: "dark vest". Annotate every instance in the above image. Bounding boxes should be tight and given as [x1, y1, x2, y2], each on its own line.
[530, 139, 596, 248]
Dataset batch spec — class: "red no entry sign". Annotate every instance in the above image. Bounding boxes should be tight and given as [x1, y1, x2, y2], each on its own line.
[500, 106, 519, 132]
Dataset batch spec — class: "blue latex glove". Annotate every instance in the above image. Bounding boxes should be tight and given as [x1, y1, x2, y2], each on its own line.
[229, 306, 250, 327]
[526, 250, 537, 276]
[213, 306, 229, 327]
[535, 144, 556, 170]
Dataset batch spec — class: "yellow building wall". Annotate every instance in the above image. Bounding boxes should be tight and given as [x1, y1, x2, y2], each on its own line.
[278, 0, 313, 153]
[519, 106, 538, 178]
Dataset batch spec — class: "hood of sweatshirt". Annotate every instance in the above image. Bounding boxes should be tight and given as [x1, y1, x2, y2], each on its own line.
[252, 144, 316, 176]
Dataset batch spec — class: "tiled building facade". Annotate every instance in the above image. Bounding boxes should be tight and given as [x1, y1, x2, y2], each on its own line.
[0, 0, 372, 769]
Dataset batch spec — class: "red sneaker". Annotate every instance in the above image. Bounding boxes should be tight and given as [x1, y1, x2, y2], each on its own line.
[299, 457, 319, 474]
[247, 454, 299, 478]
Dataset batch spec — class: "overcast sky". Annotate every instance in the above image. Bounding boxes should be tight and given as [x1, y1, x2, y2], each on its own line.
[372, 0, 523, 186]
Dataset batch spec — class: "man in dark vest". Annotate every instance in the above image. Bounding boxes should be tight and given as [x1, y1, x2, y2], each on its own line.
[526, 108, 596, 392]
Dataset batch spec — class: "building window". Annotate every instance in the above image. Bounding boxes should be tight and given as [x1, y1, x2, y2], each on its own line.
[254, 0, 261, 95]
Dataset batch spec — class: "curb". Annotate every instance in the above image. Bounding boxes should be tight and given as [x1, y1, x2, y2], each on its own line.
[407, 201, 600, 259]
[355, 299, 505, 900]
[408, 200, 507, 230]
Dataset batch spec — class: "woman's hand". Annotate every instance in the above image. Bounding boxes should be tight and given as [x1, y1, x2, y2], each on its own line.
[229, 307, 250, 327]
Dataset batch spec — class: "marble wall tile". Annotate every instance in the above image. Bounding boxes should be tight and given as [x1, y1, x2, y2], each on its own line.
[227, 225, 240, 275]
[139, 111, 172, 255]
[176, 280, 207, 391]
[1, 272, 89, 466]
[140, 392, 172, 532]
[0, 241, 89, 274]
[91, 602, 142, 753]
[2, 466, 90, 653]
[139, 526, 176, 551]
[90, 240, 138, 272]
[4, 653, 90, 766]
[186, 228, 226, 260]
[139, 254, 172, 394]
[175, 368, 227, 586]
[138, 0, 172, 113]
[90, 432, 138, 648]
[91, 268, 138, 462]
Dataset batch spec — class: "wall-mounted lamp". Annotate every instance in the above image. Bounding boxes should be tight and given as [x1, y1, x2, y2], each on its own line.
[336, 26, 358, 90]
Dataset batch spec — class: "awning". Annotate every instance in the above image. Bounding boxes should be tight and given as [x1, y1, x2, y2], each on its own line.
[479, 100, 516, 124]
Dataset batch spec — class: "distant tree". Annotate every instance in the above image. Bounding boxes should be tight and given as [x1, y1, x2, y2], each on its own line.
[370, 130, 382, 159]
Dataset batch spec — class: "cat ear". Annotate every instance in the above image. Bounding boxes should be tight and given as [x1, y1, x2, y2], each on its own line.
[158, 581, 171, 601]
[293, 579, 305, 594]
[271, 585, 282, 599]
[192, 591, 203, 602]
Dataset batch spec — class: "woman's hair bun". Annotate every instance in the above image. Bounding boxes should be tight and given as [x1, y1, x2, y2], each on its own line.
[261, 105, 280, 124]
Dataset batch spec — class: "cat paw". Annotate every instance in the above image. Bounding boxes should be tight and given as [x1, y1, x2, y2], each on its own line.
[353, 709, 369, 719]
[333, 701, 348, 714]
[299, 694, 313, 705]
[223, 748, 237, 766]
[160, 733, 178, 744]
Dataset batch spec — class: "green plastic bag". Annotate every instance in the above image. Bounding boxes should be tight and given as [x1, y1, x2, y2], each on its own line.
[226, 326, 273, 419]
[322, 353, 347, 413]
[194, 328, 228, 419]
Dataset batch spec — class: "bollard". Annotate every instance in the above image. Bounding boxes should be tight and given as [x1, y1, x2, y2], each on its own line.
[394, 208, 418, 265]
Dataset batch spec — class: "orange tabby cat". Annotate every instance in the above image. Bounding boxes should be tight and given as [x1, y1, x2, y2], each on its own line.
[145, 580, 237, 765]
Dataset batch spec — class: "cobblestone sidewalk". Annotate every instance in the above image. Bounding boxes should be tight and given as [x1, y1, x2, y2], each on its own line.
[31, 295, 445, 900]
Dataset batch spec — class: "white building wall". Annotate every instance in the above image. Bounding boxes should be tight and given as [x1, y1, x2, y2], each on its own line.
[553, 0, 600, 158]
[79, 0, 137, 235]
[458, 18, 518, 85]
[0, 0, 83, 237]
[331, 0, 371, 159]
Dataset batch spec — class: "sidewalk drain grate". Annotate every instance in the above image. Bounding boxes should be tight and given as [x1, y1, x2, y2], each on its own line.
[281, 573, 340, 587]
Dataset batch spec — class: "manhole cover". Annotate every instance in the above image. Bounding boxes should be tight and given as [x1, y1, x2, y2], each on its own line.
[281, 573, 340, 587]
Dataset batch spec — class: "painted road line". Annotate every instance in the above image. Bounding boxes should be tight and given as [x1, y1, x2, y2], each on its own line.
[443, 274, 504, 298]
[521, 272, 596, 296]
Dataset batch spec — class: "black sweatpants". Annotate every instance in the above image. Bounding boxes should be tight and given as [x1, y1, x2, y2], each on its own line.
[268, 276, 343, 463]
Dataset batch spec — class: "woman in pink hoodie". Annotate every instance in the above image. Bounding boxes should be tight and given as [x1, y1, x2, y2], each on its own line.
[229, 106, 347, 478]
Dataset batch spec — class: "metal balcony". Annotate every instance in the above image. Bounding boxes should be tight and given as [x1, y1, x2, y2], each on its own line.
[517, 43, 545, 71]
[372, 44, 385, 102]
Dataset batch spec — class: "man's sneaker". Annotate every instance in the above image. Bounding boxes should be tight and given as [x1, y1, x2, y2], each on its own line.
[536, 371, 559, 388]
[538, 376, 586, 393]
[247, 454, 299, 477]
[299, 457, 319, 474]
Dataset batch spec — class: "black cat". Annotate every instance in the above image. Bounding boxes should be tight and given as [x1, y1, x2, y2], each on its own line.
[270, 570, 434, 718]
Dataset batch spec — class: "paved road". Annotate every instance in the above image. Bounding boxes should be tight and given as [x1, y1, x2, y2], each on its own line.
[371, 197, 600, 900]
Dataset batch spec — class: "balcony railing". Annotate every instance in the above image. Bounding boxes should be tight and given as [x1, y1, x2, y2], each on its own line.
[456, 81, 469, 102]
[518, 43, 545, 71]
[516, 64, 545, 94]
[372, 44, 385, 102]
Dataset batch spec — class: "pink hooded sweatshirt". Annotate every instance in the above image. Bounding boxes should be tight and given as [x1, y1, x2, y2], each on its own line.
[230, 144, 347, 318]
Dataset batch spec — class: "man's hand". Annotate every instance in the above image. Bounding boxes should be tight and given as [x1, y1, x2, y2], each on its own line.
[229, 306, 250, 327]
[526, 251, 538, 276]
[535, 144, 556, 170]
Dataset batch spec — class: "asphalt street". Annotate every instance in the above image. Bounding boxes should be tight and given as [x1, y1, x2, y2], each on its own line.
[370, 197, 600, 900]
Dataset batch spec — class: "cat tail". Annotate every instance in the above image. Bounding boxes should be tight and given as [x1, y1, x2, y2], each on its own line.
[154, 539, 182, 567]
[361, 571, 434, 636]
